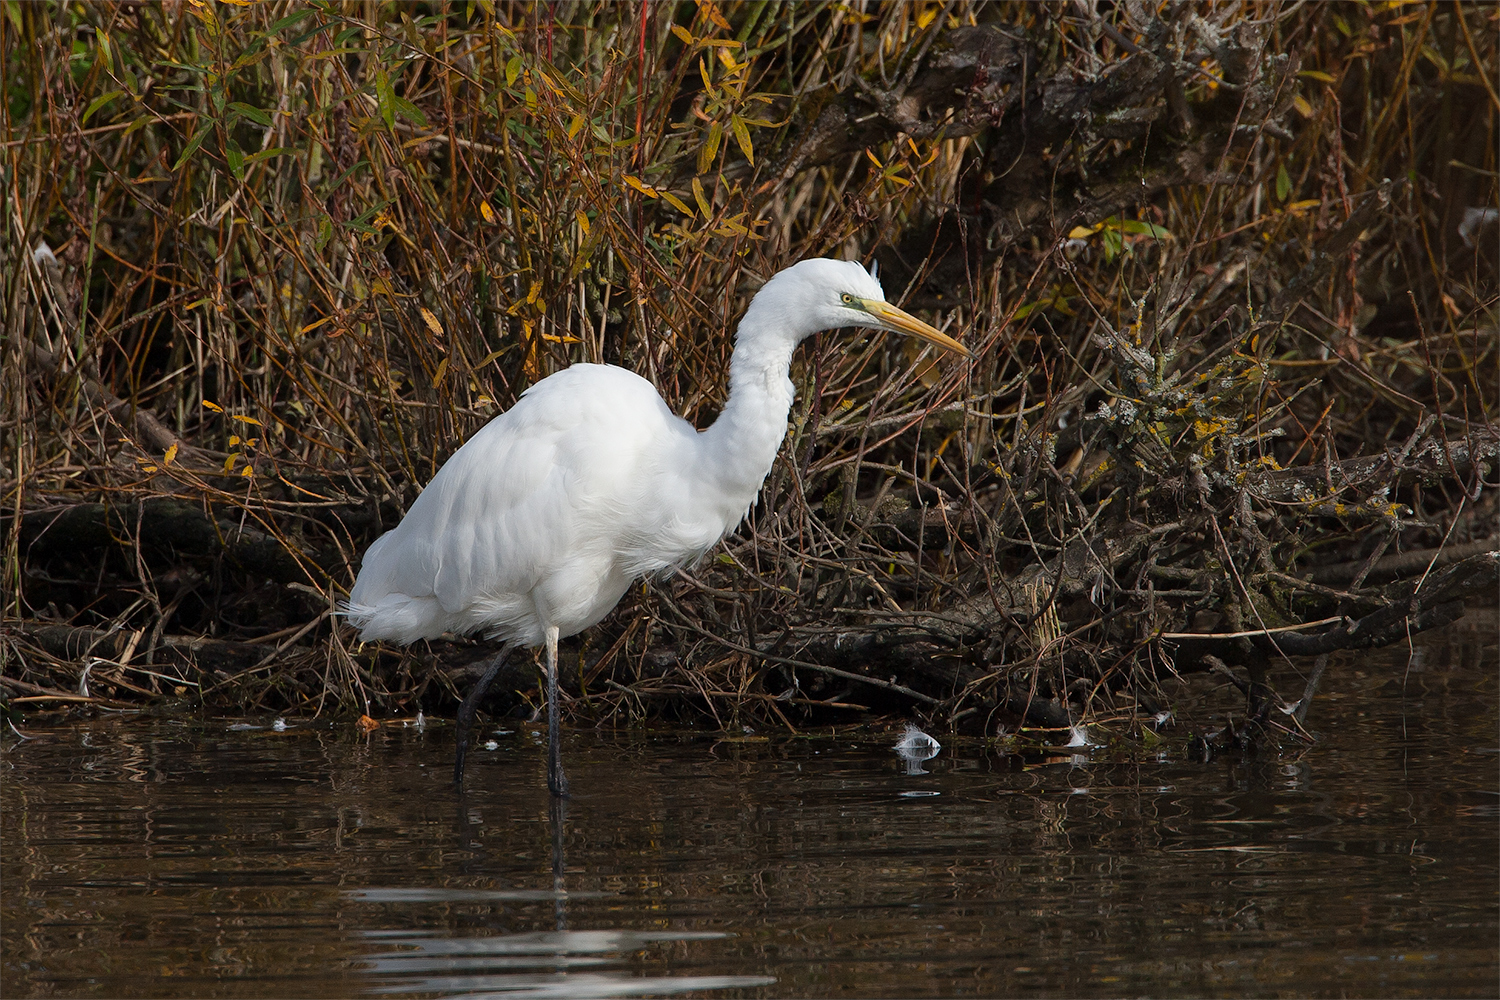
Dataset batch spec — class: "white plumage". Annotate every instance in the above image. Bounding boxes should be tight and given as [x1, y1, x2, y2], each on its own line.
[345, 258, 967, 795]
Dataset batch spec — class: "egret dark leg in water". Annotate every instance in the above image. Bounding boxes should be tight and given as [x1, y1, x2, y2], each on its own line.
[453, 643, 513, 789]
[452, 635, 569, 796]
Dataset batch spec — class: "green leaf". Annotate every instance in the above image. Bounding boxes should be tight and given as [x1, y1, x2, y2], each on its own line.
[243, 146, 291, 165]
[95, 28, 113, 74]
[269, 8, 318, 32]
[505, 54, 522, 87]
[1102, 228, 1123, 262]
[171, 122, 214, 171]
[225, 138, 245, 180]
[82, 89, 125, 125]
[315, 215, 333, 251]
[375, 69, 395, 130]
[1275, 161, 1291, 201]
[1115, 219, 1173, 239]
[391, 95, 429, 127]
[228, 101, 272, 127]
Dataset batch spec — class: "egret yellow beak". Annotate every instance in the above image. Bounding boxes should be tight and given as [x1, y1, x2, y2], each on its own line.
[862, 299, 971, 357]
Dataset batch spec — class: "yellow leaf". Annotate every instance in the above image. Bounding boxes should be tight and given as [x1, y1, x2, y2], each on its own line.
[240, 465, 254, 477]
[1068, 225, 1096, 239]
[567, 114, 585, 140]
[202, 400, 223, 412]
[698, 122, 722, 174]
[1298, 70, 1336, 83]
[419, 307, 444, 337]
[231, 414, 262, 426]
[660, 191, 694, 216]
[575, 209, 590, 235]
[1292, 95, 1313, 118]
[730, 115, 753, 165]
[692, 176, 713, 218]
[671, 25, 694, 44]
[228, 435, 241, 447]
[223, 453, 240, 472]
[699, 0, 731, 31]
[431, 357, 449, 388]
[141, 464, 158, 473]
[865, 148, 884, 169]
[163, 443, 178, 466]
[480, 200, 496, 223]
[624, 175, 659, 197]
[526, 280, 542, 304]
[916, 6, 937, 29]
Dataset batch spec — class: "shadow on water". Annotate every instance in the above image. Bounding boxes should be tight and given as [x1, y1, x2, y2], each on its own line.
[2, 615, 1496, 998]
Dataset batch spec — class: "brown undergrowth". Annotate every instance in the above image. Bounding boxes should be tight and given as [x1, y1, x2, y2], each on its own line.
[3, 1, 1496, 742]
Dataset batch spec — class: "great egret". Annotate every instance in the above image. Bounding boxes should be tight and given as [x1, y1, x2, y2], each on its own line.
[345, 258, 968, 796]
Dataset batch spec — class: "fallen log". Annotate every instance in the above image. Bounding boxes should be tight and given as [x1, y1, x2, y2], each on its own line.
[1163, 551, 1498, 665]
[15, 498, 320, 586]
[11, 622, 305, 677]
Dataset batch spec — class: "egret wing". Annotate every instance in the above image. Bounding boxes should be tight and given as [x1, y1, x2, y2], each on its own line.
[347, 365, 686, 643]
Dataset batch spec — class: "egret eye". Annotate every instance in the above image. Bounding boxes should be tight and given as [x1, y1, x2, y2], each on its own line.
[840, 292, 856, 305]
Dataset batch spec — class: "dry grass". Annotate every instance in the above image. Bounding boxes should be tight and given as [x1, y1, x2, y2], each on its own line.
[3, 1, 1495, 732]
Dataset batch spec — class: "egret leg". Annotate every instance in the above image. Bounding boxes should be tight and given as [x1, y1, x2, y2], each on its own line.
[544, 625, 569, 798]
[454, 643, 514, 790]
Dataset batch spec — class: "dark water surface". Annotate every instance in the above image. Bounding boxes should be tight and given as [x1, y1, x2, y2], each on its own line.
[4, 617, 1496, 998]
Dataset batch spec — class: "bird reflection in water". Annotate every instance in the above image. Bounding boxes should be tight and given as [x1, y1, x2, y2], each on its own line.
[357, 795, 774, 997]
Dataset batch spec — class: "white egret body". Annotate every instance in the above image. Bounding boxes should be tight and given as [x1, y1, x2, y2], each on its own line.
[345, 258, 967, 795]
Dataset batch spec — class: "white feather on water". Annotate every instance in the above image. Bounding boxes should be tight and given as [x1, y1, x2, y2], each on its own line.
[1066, 724, 1098, 748]
[894, 724, 940, 753]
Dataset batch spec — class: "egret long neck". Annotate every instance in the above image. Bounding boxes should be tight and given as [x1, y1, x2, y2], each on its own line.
[698, 330, 799, 501]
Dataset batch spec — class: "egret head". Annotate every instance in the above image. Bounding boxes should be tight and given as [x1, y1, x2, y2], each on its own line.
[742, 258, 969, 357]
